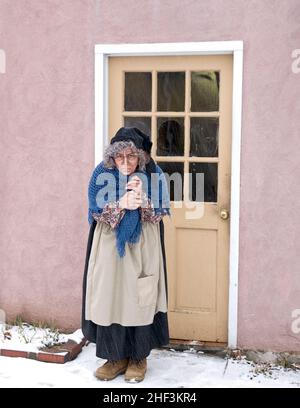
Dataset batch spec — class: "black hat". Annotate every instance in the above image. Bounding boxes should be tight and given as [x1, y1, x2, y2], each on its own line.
[110, 127, 153, 154]
[110, 127, 156, 174]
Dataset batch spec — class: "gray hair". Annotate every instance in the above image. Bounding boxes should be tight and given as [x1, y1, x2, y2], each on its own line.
[103, 140, 150, 171]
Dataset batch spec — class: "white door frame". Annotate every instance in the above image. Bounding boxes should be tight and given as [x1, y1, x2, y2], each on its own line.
[94, 41, 243, 348]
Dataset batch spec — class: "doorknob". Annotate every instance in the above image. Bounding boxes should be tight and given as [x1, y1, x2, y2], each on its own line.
[219, 208, 229, 220]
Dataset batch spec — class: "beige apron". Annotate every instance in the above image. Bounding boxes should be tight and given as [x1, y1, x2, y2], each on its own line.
[85, 221, 168, 326]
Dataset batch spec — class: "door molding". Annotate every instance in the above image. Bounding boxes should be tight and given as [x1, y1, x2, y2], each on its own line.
[94, 41, 243, 348]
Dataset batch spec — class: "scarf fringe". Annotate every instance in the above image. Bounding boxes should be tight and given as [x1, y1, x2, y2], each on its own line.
[115, 218, 142, 258]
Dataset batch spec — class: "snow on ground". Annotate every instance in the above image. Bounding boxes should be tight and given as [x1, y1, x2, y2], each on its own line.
[0, 323, 84, 353]
[0, 342, 299, 388]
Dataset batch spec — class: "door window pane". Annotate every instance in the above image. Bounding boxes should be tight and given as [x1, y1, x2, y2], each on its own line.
[157, 118, 184, 156]
[157, 72, 185, 111]
[190, 117, 219, 157]
[124, 117, 151, 138]
[189, 162, 218, 202]
[191, 71, 219, 112]
[124, 72, 152, 111]
[157, 162, 184, 201]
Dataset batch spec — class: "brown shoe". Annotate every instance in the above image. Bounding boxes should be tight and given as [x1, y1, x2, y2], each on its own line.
[124, 358, 147, 382]
[94, 358, 129, 381]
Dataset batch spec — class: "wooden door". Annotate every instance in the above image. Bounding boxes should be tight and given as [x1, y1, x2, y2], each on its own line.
[108, 55, 232, 342]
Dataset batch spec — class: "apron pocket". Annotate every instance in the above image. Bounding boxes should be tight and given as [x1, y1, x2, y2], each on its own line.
[137, 275, 158, 307]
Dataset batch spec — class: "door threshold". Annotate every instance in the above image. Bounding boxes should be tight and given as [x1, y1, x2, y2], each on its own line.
[160, 339, 228, 356]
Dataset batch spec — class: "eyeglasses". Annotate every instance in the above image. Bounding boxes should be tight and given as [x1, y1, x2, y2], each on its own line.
[114, 153, 138, 163]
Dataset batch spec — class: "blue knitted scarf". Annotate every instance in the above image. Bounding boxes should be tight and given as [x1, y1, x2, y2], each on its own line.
[88, 161, 171, 258]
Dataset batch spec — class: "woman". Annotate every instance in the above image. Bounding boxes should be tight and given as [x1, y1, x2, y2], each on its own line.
[81, 127, 171, 382]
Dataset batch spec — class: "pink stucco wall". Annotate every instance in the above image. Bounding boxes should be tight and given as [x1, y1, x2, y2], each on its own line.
[0, 0, 299, 351]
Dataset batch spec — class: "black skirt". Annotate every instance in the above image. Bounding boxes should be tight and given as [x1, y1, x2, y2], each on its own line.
[81, 219, 170, 361]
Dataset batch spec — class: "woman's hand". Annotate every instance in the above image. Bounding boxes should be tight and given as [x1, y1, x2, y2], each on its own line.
[119, 191, 142, 210]
[126, 175, 143, 195]
[119, 176, 143, 210]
